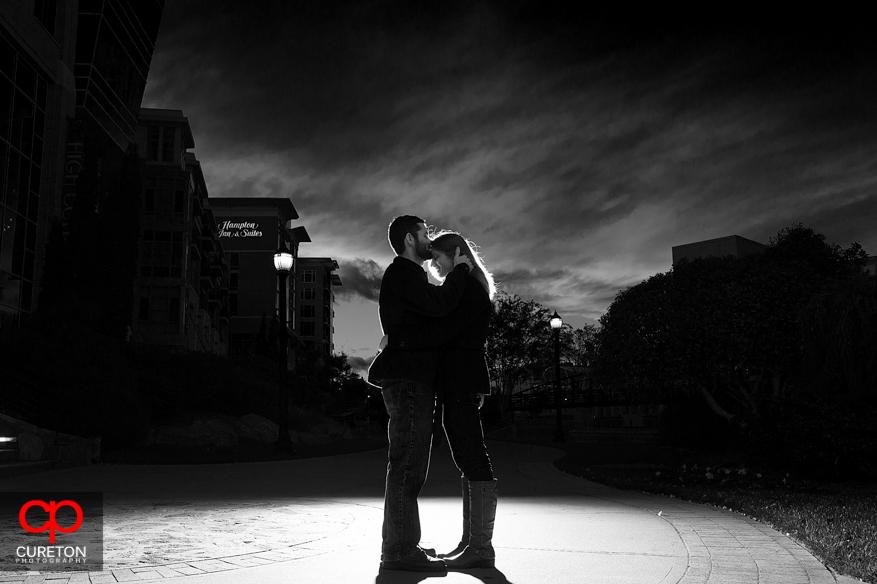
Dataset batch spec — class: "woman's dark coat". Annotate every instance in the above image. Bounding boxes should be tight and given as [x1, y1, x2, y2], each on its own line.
[391, 276, 492, 395]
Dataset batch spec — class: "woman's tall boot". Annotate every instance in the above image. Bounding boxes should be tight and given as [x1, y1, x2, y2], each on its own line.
[438, 476, 469, 558]
[445, 479, 497, 569]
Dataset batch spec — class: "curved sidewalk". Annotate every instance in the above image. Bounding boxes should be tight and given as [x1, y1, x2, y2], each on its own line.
[0, 439, 854, 584]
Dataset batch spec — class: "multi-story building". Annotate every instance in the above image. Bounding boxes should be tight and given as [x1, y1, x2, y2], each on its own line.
[671, 235, 766, 266]
[0, 8, 71, 329]
[131, 108, 229, 354]
[0, 0, 163, 329]
[210, 198, 310, 362]
[295, 257, 341, 355]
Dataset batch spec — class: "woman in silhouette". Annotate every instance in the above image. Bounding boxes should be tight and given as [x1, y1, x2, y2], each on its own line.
[388, 230, 498, 569]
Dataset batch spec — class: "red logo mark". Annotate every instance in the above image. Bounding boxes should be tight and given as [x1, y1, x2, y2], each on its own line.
[19, 500, 83, 543]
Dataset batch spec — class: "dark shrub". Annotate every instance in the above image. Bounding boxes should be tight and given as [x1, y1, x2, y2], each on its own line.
[658, 396, 736, 450]
[747, 396, 877, 480]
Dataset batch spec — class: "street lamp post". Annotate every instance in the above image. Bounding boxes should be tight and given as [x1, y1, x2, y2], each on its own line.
[273, 245, 294, 451]
[550, 310, 564, 442]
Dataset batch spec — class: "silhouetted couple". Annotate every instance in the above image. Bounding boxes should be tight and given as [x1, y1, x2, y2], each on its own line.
[368, 215, 498, 572]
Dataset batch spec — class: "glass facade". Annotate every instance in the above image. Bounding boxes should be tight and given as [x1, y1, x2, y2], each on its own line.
[0, 30, 48, 327]
[34, 0, 58, 37]
[74, 0, 163, 150]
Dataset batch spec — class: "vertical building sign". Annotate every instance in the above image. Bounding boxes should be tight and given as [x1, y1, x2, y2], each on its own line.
[61, 121, 85, 237]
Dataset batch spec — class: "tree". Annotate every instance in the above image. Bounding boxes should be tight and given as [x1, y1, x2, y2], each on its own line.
[484, 293, 551, 409]
[769, 222, 868, 280]
[293, 350, 367, 414]
[483, 292, 595, 410]
[562, 323, 598, 368]
[799, 272, 877, 402]
[594, 224, 870, 430]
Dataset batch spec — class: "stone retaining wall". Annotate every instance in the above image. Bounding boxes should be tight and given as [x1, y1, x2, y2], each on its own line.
[0, 411, 100, 467]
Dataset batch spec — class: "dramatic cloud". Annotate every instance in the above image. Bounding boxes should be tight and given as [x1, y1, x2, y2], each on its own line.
[346, 355, 375, 377]
[336, 258, 384, 302]
[144, 3, 877, 362]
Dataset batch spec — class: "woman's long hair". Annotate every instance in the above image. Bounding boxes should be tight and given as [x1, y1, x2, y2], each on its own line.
[429, 231, 496, 300]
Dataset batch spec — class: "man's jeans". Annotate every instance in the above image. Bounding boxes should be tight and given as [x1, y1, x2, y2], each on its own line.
[441, 392, 494, 481]
[380, 379, 435, 561]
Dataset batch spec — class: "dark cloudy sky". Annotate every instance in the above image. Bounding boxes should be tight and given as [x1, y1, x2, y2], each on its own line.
[142, 2, 877, 371]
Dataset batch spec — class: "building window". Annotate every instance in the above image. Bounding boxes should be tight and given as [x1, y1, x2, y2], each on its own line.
[168, 296, 180, 324]
[161, 126, 175, 162]
[300, 322, 316, 337]
[144, 189, 155, 212]
[137, 287, 182, 329]
[229, 293, 238, 316]
[301, 288, 315, 301]
[140, 230, 184, 279]
[301, 269, 316, 283]
[174, 190, 184, 214]
[231, 333, 256, 356]
[147, 126, 160, 160]
[138, 296, 149, 321]
[152, 292, 168, 323]
[301, 305, 315, 318]
[145, 125, 177, 162]
[229, 252, 239, 269]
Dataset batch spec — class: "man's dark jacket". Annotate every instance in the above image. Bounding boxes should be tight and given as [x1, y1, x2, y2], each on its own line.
[390, 277, 492, 395]
[367, 256, 470, 388]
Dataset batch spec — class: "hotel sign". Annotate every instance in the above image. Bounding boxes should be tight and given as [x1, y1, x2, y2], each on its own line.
[217, 221, 263, 239]
[61, 120, 86, 238]
[213, 216, 275, 251]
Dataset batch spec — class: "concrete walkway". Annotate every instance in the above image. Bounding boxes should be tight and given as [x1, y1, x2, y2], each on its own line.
[0, 439, 859, 584]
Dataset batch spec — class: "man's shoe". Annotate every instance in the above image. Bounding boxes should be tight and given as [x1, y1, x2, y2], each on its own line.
[420, 546, 437, 558]
[381, 549, 447, 572]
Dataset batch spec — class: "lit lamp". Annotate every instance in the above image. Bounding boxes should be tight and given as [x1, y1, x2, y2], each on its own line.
[273, 247, 294, 272]
[550, 310, 565, 442]
[274, 245, 294, 451]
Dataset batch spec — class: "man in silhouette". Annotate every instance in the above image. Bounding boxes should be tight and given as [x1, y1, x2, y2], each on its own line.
[368, 215, 471, 572]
